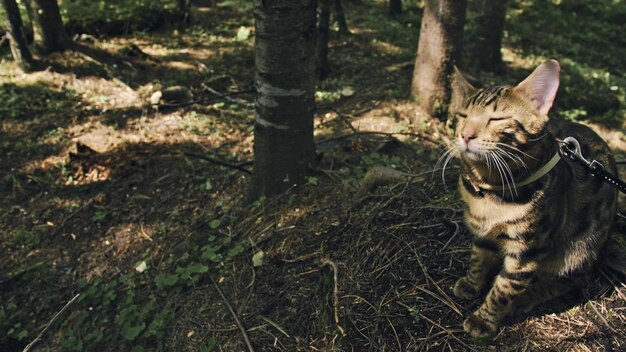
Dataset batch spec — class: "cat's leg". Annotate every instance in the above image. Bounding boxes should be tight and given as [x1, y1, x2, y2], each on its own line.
[512, 271, 589, 318]
[463, 255, 537, 338]
[453, 237, 502, 300]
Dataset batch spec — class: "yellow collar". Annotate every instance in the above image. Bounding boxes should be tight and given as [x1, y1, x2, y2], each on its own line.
[463, 151, 561, 192]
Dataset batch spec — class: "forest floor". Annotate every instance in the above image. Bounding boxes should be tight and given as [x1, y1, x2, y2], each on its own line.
[1, 0, 626, 351]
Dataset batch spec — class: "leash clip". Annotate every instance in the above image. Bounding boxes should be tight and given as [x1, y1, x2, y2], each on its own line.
[556, 136, 626, 194]
[557, 137, 604, 174]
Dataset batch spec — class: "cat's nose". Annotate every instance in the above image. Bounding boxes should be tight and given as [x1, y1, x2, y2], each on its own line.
[462, 132, 477, 144]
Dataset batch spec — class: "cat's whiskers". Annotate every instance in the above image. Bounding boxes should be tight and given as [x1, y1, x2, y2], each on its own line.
[498, 152, 519, 196]
[491, 153, 508, 196]
[493, 146, 529, 172]
[491, 151, 518, 197]
[434, 147, 459, 190]
[496, 142, 537, 160]
[528, 133, 547, 142]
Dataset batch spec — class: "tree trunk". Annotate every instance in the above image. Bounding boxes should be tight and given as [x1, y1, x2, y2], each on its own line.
[178, 0, 191, 28]
[26, 0, 71, 54]
[1, 0, 35, 71]
[317, 0, 331, 79]
[470, 0, 508, 73]
[411, 0, 467, 119]
[249, 0, 317, 199]
[389, 0, 402, 17]
[333, 0, 349, 34]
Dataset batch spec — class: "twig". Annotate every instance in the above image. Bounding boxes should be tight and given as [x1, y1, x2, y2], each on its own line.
[183, 151, 252, 174]
[318, 130, 443, 146]
[387, 317, 402, 351]
[0, 260, 46, 285]
[258, 315, 291, 338]
[615, 159, 626, 165]
[390, 233, 462, 316]
[586, 301, 620, 335]
[201, 83, 254, 107]
[440, 220, 460, 253]
[157, 97, 218, 108]
[51, 179, 119, 236]
[23, 294, 81, 352]
[320, 259, 346, 336]
[209, 273, 255, 352]
[330, 108, 359, 134]
[405, 307, 477, 352]
[600, 269, 626, 302]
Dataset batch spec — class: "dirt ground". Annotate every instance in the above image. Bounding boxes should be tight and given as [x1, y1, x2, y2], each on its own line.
[1, 1, 626, 351]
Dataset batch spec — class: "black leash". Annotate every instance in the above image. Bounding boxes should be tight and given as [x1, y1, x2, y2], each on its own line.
[557, 137, 626, 194]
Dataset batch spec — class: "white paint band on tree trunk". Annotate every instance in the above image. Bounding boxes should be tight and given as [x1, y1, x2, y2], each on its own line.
[255, 113, 290, 130]
[257, 81, 306, 97]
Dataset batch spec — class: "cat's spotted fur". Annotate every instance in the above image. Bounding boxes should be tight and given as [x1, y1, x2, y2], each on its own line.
[450, 60, 619, 338]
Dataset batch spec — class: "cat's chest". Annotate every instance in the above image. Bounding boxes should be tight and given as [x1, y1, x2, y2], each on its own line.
[460, 183, 538, 237]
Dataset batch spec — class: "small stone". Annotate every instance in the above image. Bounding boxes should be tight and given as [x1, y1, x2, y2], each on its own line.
[149, 91, 162, 105]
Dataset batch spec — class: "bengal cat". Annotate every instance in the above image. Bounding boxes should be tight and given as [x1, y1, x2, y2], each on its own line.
[448, 60, 619, 338]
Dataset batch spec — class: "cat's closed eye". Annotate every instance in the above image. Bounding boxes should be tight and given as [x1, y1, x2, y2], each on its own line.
[488, 116, 511, 123]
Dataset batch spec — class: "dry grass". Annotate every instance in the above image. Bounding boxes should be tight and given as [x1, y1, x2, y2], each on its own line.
[1, 1, 625, 351]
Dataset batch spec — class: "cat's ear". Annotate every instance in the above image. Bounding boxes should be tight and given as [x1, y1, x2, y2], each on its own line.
[452, 66, 479, 100]
[450, 66, 479, 115]
[514, 59, 560, 115]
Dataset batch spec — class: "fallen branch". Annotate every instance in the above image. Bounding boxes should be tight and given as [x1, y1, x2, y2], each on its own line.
[318, 130, 443, 146]
[201, 83, 254, 108]
[209, 274, 255, 352]
[23, 294, 81, 352]
[183, 151, 252, 174]
[320, 259, 346, 336]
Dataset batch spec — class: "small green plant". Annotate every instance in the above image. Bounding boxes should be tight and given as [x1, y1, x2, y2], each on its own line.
[92, 205, 109, 223]
[306, 176, 319, 186]
[201, 242, 223, 263]
[175, 263, 209, 283]
[1, 297, 29, 341]
[10, 229, 41, 250]
[407, 305, 421, 324]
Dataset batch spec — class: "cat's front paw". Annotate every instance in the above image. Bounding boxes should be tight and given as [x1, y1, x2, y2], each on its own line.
[463, 311, 498, 339]
[453, 277, 481, 300]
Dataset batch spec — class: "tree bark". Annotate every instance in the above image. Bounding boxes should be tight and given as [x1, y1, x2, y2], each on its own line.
[1, 0, 35, 71]
[470, 0, 508, 73]
[249, 0, 317, 199]
[411, 0, 467, 119]
[317, 0, 331, 79]
[25, 0, 71, 54]
[333, 0, 349, 34]
[389, 0, 402, 17]
[178, 0, 191, 28]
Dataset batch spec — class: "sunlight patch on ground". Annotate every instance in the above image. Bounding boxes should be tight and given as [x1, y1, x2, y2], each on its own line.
[370, 39, 406, 56]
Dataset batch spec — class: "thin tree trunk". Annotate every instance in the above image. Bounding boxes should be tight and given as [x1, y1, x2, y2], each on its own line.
[178, 0, 191, 29]
[249, 0, 317, 199]
[317, 0, 331, 79]
[26, 0, 71, 54]
[470, 0, 508, 73]
[333, 0, 349, 34]
[411, 0, 467, 119]
[1, 0, 35, 71]
[389, 0, 402, 17]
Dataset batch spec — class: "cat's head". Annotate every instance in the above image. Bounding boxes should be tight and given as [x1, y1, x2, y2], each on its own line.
[453, 60, 560, 163]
